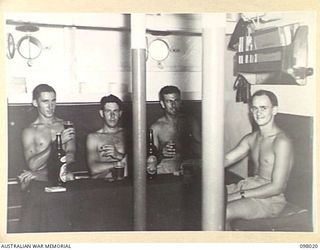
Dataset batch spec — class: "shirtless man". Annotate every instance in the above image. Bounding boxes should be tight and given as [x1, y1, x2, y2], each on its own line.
[150, 85, 201, 174]
[19, 84, 75, 187]
[86, 94, 127, 179]
[224, 90, 293, 230]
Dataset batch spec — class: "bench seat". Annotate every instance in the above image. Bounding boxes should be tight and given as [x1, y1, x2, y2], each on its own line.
[231, 202, 312, 231]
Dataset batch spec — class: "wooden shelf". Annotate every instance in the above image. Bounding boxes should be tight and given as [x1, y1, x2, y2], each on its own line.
[235, 60, 283, 73]
[234, 46, 288, 74]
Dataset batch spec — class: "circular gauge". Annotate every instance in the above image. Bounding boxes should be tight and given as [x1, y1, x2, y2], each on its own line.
[148, 39, 170, 61]
[17, 35, 42, 60]
[6, 33, 15, 59]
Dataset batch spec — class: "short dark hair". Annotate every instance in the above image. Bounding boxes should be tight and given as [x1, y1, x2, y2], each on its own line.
[159, 85, 181, 101]
[250, 90, 278, 107]
[100, 94, 122, 110]
[32, 84, 56, 101]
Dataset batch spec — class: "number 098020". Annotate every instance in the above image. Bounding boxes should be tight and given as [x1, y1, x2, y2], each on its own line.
[300, 244, 318, 248]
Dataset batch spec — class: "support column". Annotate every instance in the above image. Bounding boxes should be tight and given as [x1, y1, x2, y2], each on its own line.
[131, 14, 147, 231]
[202, 13, 226, 231]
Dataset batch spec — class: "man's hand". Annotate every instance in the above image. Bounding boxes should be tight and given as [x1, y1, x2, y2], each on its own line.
[61, 127, 75, 144]
[162, 141, 177, 158]
[18, 170, 37, 190]
[18, 170, 36, 184]
[100, 144, 123, 160]
[227, 192, 242, 202]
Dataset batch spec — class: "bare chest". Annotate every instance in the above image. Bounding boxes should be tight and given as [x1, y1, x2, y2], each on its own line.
[251, 137, 275, 177]
[158, 125, 178, 143]
[158, 122, 189, 147]
[32, 123, 63, 152]
[33, 129, 54, 152]
[96, 132, 125, 152]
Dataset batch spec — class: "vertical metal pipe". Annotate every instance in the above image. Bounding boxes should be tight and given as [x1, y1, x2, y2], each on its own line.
[202, 13, 226, 231]
[131, 14, 147, 231]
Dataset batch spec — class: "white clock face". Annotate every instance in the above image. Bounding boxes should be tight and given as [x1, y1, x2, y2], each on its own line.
[148, 39, 169, 61]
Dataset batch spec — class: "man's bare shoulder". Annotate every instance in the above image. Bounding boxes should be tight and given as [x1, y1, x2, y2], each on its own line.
[54, 117, 64, 124]
[23, 119, 42, 133]
[22, 121, 45, 142]
[86, 132, 101, 145]
[87, 129, 103, 138]
[274, 131, 292, 148]
[242, 130, 258, 143]
[150, 117, 167, 130]
[22, 125, 36, 138]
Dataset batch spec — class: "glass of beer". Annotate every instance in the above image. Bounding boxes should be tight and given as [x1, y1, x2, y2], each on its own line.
[112, 161, 125, 181]
[63, 121, 74, 129]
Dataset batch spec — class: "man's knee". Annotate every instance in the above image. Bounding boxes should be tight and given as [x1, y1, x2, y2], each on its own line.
[226, 200, 248, 221]
[226, 203, 235, 221]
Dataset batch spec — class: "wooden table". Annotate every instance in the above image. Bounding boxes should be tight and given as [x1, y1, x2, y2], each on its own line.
[19, 174, 195, 232]
[18, 170, 240, 232]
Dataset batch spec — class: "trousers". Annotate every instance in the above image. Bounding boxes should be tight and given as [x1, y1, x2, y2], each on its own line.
[227, 175, 287, 219]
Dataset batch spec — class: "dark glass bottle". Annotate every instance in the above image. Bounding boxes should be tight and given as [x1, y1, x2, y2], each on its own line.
[147, 129, 158, 180]
[56, 133, 67, 185]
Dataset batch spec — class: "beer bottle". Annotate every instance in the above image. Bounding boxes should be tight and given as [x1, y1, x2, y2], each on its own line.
[147, 129, 158, 180]
[56, 133, 67, 185]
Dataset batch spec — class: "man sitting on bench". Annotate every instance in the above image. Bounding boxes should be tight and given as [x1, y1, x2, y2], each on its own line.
[224, 90, 293, 230]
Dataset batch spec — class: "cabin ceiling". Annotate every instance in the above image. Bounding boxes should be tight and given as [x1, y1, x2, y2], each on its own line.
[6, 13, 238, 34]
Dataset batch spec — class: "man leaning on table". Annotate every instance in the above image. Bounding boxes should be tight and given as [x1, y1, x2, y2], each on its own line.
[19, 84, 75, 189]
[86, 94, 128, 179]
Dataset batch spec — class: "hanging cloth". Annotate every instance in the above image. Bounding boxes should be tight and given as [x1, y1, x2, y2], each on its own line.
[233, 74, 251, 103]
[228, 17, 250, 51]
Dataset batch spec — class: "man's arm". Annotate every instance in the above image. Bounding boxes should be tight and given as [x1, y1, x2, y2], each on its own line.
[86, 133, 117, 176]
[22, 128, 52, 172]
[150, 123, 172, 158]
[224, 134, 251, 168]
[61, 127, 76, 164]
[229, 137, 293, 201]
[150, 124, 160, 150]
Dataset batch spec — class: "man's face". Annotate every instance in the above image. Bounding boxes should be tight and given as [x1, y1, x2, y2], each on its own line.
[33, 91, 56, 119]
[250, 95, 277, 127]
[160, 93, 181, 116]
[100, 102, 122, 128]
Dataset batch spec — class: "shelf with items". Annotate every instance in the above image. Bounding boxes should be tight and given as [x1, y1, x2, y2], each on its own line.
[233, 24, 313, 85]
[234, 46, 288, 73]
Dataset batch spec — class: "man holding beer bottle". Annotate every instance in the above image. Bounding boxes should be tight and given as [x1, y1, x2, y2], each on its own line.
[86, 94, 128, 179]
[19, 84, 75, 189]
[150, 85, 201, 174]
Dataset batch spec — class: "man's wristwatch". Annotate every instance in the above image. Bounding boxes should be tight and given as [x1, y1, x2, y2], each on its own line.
[240, 190, 246, 199]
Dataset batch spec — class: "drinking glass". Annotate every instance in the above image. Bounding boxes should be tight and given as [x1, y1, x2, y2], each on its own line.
[63, 121, 74, 129]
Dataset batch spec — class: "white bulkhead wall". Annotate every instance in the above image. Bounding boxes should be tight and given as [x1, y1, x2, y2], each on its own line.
[6, 12, 315, 115]
[5, 13, 202, 103]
